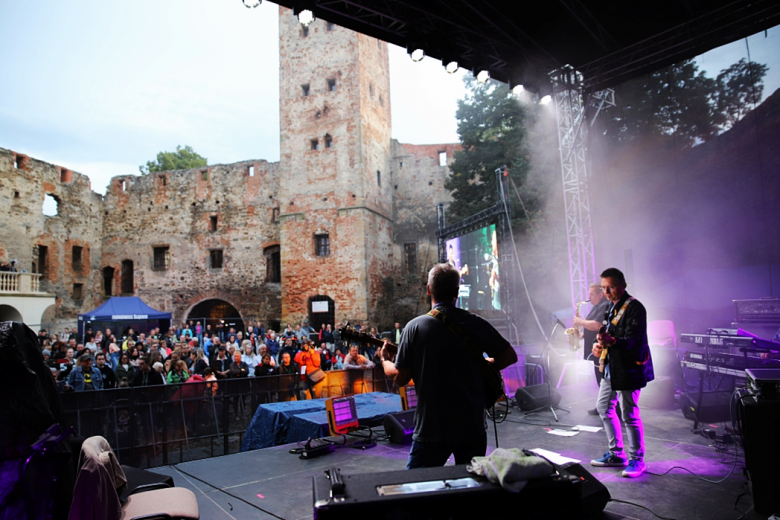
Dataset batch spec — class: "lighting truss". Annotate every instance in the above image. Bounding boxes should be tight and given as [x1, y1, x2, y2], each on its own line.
[550, 66, 614, 310]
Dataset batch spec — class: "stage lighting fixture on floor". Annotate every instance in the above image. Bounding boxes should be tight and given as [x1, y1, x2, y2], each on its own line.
[476, 69, 490, 83]
[409, 48, 425, 62]
[242, 0, 261, 7]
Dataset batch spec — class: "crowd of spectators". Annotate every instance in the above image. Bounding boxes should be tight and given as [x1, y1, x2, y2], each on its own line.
[36, 319, 405, 400]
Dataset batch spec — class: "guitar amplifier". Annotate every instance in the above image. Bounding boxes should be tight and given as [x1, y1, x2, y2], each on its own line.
[734, 299, 780, 322]
[312, 463, 587, 520]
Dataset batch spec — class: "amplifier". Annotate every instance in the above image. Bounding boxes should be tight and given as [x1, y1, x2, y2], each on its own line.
[734, 299, 780, 322]
[383, 410, 415, 445]
[312, 463, 589, 520]
[746, 368, 780, 401]
[739, 396, 780, 515]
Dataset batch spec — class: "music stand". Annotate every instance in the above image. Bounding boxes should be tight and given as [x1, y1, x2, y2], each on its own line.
[524, 321, 566, 422]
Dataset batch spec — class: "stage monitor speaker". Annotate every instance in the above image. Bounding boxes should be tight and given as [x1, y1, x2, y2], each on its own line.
[740, 396, 780, 515]
[555, 462, 611, 518]
[679, 391, 732, 423]
[515, 384, 562, 411]
[384, 410, 415, 444]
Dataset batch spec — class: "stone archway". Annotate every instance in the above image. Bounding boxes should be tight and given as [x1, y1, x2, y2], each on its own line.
[0, 304, 23, 323]
[186, 299, 243, 335]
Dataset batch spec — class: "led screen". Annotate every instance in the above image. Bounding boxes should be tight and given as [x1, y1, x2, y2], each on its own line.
[445, 223, 501, 312]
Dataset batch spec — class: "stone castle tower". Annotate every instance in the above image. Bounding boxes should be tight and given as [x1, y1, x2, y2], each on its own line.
[278, 10, 394, 327]
[0, 8, 459, 331]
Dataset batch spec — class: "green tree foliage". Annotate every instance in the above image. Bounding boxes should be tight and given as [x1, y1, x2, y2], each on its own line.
[716, 58, 769, 129]
[139, 145, 207, 174]
[445, 77, 532, 226]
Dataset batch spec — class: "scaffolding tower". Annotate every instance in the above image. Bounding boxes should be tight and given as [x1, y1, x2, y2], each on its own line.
[551, 65, 614, 309]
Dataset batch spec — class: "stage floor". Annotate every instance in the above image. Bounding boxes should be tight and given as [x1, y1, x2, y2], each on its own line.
[150, 380, 767, 520]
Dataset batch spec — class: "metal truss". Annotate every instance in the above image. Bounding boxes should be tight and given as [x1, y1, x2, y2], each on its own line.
[551, 66, 614, 310]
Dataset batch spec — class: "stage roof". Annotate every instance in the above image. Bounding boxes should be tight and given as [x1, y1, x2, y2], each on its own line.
[272, 0, 780, 92]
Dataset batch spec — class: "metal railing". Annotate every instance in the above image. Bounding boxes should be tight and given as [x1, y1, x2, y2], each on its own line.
[59, 368, 397, 469]
[0, 272, 43, 293]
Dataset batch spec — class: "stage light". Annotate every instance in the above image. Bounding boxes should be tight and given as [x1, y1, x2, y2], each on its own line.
[409, 48, 425, 62]
[512, 85, 524, 96]
[540, 95, 552, 105]
[242, 0, 261, 7]
[476, 70, 490, 83]
[444, 60, 459, 74]
[297, 8, 315, 26]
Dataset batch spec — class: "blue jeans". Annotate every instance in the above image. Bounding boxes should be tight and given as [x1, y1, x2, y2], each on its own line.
[406, 434, 487, 469]
[596, 375, 645, 461]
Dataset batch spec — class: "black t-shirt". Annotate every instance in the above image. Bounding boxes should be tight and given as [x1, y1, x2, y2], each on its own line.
[583, 298, 610, 360]
[395, 302, 512, 443]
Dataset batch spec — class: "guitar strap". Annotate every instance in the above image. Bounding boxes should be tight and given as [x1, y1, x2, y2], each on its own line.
[427, 308, 484, 362]
[606, 296, 635, 331]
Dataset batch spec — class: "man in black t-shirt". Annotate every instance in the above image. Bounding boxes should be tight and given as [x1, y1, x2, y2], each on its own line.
[381, 263, 517, 469]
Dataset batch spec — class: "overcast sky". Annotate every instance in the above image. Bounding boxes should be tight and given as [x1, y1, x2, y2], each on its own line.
[1, 1, 778, 195]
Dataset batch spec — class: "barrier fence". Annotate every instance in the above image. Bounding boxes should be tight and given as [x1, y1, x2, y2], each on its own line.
[59, 368, 397, 469]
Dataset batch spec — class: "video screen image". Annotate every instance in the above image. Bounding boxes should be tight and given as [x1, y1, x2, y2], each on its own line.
[445, 223, 501, 312]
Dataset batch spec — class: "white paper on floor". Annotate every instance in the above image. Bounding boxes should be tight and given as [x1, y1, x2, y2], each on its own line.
[528, 448, 581, 465]
[547, 429, 579, 437]
[572, 425, 602, 432]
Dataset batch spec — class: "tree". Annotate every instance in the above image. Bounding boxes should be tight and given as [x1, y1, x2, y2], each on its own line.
[139, 145, 207, 174]
[716, 58, 769, 129]
[445, 77, 533, 227]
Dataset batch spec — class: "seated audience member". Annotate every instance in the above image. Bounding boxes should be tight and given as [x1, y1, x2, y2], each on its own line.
[278, 352, 299, 375]
[154, 362, 167, 383]
[330, 349, 345, 370]
[266, 331, 279, 359]
[131, 356, 164, 386]
[95, 352, 117, 389]
[343, 345, 375, 369]
[115, 353, 135, 385]
[68, 354, 104, 391]
[229, 351, 250, 379]
[257, 345, 276, 367]
[167, 359, 190, 384]
[254, 354, 277, 376]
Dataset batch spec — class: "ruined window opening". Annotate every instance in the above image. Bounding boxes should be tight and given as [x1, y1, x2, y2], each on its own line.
[36, 245, 48, 279]
[327, 78, 336, 92]
[102, 266, 114, 296]
[15, 155, 28, 169]
[302, 25, 309, 37]
[302, 84, 310, 96]
[210, 215, 218, 231]
[160, 175, 167, 186]
[404, 243, 417, 275]
[314, 234, 330, 257]
[377, 170, 381, 186]
[122, 180, 127, 191]
[42, 194, 59, 217]
[325, 134, 333, 148]
[72, 246, 83, 272]
[271, 207, 280, 222]
[249, 165, 255, 177]
[14, 191, 20, 199]
[72, 283, 83, 300]
[399, 161, 404, 168]
[429, 181, 433, 186]
[153, 246, 170, 271]
[439, 151, 447, 166]
[394, 185, 398, 190]
[210, 249, 224, 269]
[264, 245, 281, 283]
[311, 139, 319, 151]
[202, 170, 208, 181]
[121, 260, 134, 294]
[327, 21, 335, 31]
[60, 168, 73, 183]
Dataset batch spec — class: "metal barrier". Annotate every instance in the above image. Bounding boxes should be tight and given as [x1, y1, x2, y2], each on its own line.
[59, 368, 397, 469]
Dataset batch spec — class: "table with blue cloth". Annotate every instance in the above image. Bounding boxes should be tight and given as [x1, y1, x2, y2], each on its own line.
[241, 392, 403, 451]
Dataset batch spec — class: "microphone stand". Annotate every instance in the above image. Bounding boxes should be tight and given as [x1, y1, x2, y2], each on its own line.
[525, 321, 566, 422]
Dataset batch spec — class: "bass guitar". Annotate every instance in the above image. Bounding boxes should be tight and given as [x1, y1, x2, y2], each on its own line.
[338, 323, 398, 359]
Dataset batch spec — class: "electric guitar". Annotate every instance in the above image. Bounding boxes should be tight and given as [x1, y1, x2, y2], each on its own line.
[338, 324, 398, 359]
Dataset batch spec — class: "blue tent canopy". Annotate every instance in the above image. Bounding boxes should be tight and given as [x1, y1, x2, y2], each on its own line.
[78, 297, 171, 338]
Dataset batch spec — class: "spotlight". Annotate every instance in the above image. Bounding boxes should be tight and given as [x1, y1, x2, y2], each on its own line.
[444, 60, 459, 74]
[242, 0, 261, 7]
[476, 70, 490, 83]
[539, 95, 552, 105]
[297, 8, 315, 26]
[512, 85, 524, 96]
[409, 48, 425, 62]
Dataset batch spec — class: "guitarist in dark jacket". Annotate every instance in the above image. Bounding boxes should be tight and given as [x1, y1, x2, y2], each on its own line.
[381, 263, 517, 469]
[590, 267, 654, 478]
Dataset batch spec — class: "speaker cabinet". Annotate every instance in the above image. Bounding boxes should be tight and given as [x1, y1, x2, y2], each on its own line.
[740, 396, 780, 515]
[384, 410, 415, 444]
[679, 391, 732, 423]
[515, 384, 562, 411]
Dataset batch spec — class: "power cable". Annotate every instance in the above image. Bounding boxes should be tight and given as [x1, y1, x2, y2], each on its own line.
[608, 498, 678, 520]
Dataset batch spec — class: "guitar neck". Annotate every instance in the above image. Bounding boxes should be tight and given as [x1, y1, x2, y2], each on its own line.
[338, 328, 397, 353]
